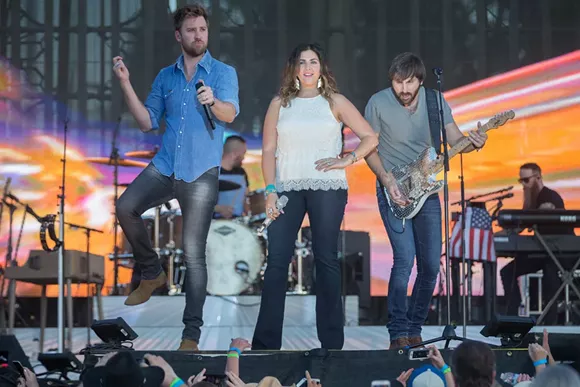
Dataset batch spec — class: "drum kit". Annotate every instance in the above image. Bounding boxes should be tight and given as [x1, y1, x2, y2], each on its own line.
[87, 148, 313, 297]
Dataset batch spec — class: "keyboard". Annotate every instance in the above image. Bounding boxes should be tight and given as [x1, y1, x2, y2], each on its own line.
[494, 234, 580, 258]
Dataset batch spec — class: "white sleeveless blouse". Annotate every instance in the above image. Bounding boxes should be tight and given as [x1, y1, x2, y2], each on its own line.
[275, 95, 348, 192]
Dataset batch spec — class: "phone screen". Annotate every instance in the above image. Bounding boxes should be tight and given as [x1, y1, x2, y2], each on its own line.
[371, 381, 391, 387]
[12, 361, 25, 377]
[409, 349, 430, 360]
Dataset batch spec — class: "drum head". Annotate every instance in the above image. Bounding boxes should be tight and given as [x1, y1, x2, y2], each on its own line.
[206, 220, 264, 295]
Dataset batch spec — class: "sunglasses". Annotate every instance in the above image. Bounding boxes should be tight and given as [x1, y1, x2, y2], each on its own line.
[518, 175, 538, 184]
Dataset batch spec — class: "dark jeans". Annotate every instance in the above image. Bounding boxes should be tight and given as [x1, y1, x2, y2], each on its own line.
[252, 189, 348, 350]
[116, 163, 218, 341]
[501, 255, 572, 325]
[377, 183, 442, 340]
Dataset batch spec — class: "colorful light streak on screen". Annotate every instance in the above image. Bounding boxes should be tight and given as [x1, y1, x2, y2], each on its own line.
[0, 51, 579, 298]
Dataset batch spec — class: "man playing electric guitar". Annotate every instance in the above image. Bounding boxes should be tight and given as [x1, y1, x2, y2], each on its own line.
[364, 52, 488, 349]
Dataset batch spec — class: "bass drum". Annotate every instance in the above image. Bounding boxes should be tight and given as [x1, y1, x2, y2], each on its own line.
[206, 219, 265, 295]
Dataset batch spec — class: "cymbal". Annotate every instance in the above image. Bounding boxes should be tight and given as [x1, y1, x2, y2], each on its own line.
[219, 180, 241, 192]
[85, 157, 148, 168]
[125, 149, 158, 159]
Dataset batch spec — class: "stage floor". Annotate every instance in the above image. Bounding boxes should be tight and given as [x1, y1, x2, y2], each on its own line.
[9, 295, 580, 356]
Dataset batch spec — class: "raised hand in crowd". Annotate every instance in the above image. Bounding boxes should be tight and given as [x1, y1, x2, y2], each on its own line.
[396, 368, 414, 386]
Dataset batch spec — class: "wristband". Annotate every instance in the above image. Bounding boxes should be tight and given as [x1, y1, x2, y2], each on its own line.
[265, 184, 277, 196]
[227, 352, 240, 358]
[229, 347, 242, 356]
[440, 364, 451, 374]
[533, 358, 548, 367]
[170, 378, 185, 387]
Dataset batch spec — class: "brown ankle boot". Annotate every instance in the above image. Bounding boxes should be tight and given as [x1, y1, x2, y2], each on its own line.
[389, 337, 410, 349]
[178, 339, 199, 351]
[408, 336, 424, 347]
[124, 271, 167, 306]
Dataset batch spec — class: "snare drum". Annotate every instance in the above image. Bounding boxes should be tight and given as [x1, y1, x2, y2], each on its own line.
[206, 219, 265, 295]
[247, 189, 266, 224]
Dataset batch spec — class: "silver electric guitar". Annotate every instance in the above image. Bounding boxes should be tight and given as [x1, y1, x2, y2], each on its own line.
[384, 110, 515, 220]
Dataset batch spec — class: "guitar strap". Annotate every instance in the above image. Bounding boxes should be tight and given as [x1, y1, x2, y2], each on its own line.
[425, 88, 442, 155]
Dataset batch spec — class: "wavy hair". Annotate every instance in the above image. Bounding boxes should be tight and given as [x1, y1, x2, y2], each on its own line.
[452, 340, 496, 387]
[278, 43, 339, 107]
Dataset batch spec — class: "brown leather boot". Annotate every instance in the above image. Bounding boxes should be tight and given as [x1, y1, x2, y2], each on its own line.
[124, 271, 167, 306]
[389, 337, 410, 349]
[408, 336, 424, 347]
[178, 338, 199, 351]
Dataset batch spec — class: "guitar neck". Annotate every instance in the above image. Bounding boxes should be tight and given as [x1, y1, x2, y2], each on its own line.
[432, 121, 493, 173]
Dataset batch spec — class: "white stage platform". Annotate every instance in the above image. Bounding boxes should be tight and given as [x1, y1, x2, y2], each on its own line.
[9, 295, 580, 357]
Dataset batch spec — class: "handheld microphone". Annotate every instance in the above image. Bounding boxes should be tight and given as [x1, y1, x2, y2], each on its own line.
[195, 81, 216, 130]
[432, 67, 443, 76]
[257, 195, 289, 234]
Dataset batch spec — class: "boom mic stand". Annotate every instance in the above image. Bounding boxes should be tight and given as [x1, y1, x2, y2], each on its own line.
[412, 67, 465, 349]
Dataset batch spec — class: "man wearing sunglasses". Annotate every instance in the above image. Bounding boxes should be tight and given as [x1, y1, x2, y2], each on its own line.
[500, 162, 575, 324]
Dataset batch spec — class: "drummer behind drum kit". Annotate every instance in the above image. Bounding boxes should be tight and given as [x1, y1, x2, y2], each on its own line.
[89, 148, 314, 297]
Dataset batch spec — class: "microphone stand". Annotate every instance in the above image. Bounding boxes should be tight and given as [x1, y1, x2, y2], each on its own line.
[0, 185, 16, 333]
[435, 70, 452, 328]
[109, 115, 122, 296]
[57, 118, 69, 352]
[458, 153, 469, 336]
[66, 222, 103, 347]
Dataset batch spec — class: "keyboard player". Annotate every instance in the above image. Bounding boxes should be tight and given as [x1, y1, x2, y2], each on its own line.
[500, 163, 576, 324]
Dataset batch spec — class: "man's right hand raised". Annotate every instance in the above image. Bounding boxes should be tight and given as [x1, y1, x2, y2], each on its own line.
[112, 56, 130, 82]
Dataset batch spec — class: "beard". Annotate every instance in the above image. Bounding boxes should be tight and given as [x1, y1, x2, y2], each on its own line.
[523, 183, 541, 209]
[182, 41, 207, 58]
[393, 87, 420, 107]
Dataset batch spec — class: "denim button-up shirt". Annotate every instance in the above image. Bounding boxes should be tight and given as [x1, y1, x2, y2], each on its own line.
[145, 51, 240, 182]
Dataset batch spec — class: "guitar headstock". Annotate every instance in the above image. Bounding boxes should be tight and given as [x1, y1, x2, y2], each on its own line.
[485, 110, 515, 130]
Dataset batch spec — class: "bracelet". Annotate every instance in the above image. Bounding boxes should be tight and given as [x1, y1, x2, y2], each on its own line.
[264, 184, 277, 196]
[227, 352, 240, 358]
[170, 378, 185, 387]
[349, 151, 357, 164]
[209, 100, 216, 107]
[229, 347, 242, 356]
[440, 364, 451, 374]
[533, 358, 548, 367]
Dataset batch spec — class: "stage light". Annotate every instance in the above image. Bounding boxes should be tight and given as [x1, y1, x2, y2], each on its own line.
[38, 351, 82, 372]
[91, 317, 138, 346]
[480, 314, 536, 347]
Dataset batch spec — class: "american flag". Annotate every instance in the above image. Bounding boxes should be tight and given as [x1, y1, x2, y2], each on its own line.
[450, 206, 497, 262]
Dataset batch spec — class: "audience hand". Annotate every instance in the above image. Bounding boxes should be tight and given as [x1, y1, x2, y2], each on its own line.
[144, 354, 178, 387]
[305, 370, 321, 386]
[542, 329, 556, 365]
[528, 343, 549, 363]
[230, 337, 251, 351]
[21, 368, 39, 387]
[427, 345, 446, 369]
[517, 374, 533, 383]
[225, 371, 246, 387]
[396, 368, 414, 387]
[188, 368, 206, 386]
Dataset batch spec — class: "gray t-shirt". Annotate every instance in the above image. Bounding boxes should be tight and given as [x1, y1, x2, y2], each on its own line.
[364, 86, 455, 171]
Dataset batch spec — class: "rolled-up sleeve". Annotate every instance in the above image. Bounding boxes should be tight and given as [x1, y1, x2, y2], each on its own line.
[215, 66, 240, 117]
[144, 71, 165, 129]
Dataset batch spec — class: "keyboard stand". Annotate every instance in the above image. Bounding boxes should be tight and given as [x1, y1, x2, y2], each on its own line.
[534, 227, 580, 325]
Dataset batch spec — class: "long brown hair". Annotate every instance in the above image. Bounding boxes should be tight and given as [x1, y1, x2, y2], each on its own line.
[279, 43, 339, 107]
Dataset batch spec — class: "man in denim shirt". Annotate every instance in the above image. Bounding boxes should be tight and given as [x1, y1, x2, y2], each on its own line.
[112, 4, 239, 351]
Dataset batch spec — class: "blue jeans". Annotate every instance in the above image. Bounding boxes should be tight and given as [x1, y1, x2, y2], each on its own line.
[116, 163, 219, 341]
[376, 182, 442, 340]
[252, 189, 348, 350]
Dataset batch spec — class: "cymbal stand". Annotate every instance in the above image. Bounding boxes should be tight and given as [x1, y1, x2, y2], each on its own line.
[66, 222, 103, 347]
[110, 115, 122, 295]
[166, 213, 178, 295]
[290, 229, 308, 294]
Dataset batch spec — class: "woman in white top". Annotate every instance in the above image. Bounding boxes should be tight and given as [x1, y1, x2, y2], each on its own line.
[251, 43, 378, 350]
